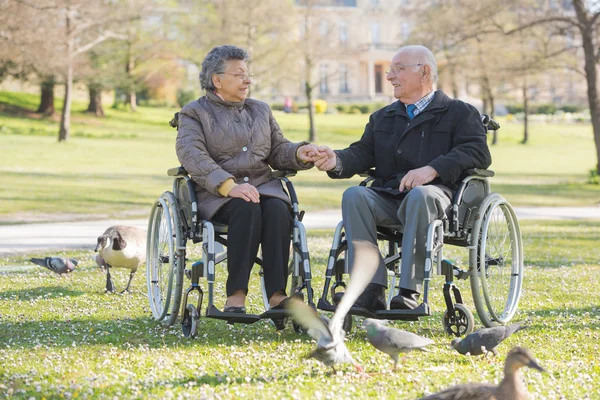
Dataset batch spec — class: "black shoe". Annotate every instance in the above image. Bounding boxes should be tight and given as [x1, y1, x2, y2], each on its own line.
[355, 283, 387, 312]
[223, 306, 246, 313]
[390, 288, 420, 310]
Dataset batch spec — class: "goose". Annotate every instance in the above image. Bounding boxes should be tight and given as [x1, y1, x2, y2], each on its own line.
[419, 347, 545, 400]
[95, 225, 146, 293]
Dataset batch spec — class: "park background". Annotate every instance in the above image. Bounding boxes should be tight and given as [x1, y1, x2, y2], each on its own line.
[1, 0, 600, 399]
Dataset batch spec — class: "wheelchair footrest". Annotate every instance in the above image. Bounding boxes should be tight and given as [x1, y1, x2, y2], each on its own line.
[205, 305, 261, 324]
[317, 298, 336, 312]
[259, 309, 288, 320]
[376, 303, 431, 320]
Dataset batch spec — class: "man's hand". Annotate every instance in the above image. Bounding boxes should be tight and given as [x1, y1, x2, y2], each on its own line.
[297, 143, 325, 163]
[314, 145, 337, 171]
[229, 183, 260, 203]
[399, 166, 438, 191]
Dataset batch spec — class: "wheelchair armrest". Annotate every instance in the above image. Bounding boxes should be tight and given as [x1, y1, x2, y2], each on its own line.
[168, 166, 189, 177]
[462, 168, 494, 178]
[271, 170, 297, 179]
[169, 112, 179, 129]
[358, 169, 376, 178]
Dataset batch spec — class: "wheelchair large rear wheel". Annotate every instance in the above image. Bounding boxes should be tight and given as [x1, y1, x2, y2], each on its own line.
[470, 193, 523, 327]
[146, 191, 185, 325]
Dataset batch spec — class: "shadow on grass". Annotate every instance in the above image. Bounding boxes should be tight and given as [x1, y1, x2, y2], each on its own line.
[0, 312, 315, 350]
[0, 285, 85, 300]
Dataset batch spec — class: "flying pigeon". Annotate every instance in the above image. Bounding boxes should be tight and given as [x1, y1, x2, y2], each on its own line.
[95, 225, 146, 293]
[451, 324, 527, 356]
[288, 240, 380, 372]
[363, 318, 434, 370]
[419, 347, 545, 400]
[29, 257, 78, 275]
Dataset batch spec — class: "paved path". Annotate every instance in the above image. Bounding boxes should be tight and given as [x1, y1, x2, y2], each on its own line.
[1, 207, 599, 256]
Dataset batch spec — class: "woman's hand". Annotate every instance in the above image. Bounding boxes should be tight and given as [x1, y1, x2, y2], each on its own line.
[297, 143, 326, 163]
[228, 183, 260, 203]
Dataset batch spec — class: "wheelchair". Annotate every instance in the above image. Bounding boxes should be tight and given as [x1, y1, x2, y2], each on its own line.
[145, 159, 314, 337]
[317, 115, 524, 337]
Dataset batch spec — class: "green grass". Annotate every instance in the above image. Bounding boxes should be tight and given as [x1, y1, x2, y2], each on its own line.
[0, 220, 599, 399]
[1, 90, 599, 223]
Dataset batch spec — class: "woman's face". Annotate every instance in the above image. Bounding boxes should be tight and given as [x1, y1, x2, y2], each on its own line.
[213, 60, 252, 102]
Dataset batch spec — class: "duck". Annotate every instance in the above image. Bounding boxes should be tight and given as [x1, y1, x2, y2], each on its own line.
[418, 347, 545, 400]
[95, 225, 146, 293]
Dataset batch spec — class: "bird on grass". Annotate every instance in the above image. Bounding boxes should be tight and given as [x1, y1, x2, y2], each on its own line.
[362, 318, 434, 370]
[95, 225, 146, 293]
[287, 240, 381, 373]
[451, 324, 527, 357]
[29, 257, 78, 275]
[418, 347, 545, 400]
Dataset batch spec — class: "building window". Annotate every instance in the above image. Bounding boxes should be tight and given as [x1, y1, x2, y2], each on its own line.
[339, 20, 348, 44]
[340, 64, 349, 93]
[319, 20, 329, 37]
[371, 23, 380, 44]
[401, 22, 411, 41]
[320, 64, 329, 94]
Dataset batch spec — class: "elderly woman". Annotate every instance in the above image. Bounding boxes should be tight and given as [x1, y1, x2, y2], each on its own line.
[176, 45, 319, 319]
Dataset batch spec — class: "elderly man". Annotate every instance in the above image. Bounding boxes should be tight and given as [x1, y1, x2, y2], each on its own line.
[311, 45, 492, 312]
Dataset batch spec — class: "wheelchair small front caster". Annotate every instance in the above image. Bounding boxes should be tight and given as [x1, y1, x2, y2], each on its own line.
[182, 304, 199, 338]
[443, 303, 474, 337]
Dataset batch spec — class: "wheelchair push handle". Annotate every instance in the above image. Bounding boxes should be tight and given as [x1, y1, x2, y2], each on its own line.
[481, 114, 500, 132]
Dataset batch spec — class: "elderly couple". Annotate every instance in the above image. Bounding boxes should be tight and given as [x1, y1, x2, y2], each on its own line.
[175, 44, 492, 322]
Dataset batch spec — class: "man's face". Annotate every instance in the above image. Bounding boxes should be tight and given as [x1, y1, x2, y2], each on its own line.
[386, 51, 425, 103]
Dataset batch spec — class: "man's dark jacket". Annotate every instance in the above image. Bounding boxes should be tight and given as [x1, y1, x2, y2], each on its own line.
[328, 90, 492, 197]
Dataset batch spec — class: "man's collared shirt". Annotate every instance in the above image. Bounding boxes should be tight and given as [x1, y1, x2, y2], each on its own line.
[407, 90, 435, 118]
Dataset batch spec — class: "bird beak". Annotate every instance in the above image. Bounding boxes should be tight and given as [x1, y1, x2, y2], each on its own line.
[528, 359, 546, 373]
[94, 244, 101, 252]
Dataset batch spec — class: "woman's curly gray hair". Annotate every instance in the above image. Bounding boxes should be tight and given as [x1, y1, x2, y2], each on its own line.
[199, 45, 249, 91]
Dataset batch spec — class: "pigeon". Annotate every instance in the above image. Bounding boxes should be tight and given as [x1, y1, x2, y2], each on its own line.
[287, 240, 380, 372]
[362, 318, 434, 370]
[451, 323, 527, 356]
[418, 347, 545, 400]
[29, 257, 78, 275]
[95, 225, 146, 293]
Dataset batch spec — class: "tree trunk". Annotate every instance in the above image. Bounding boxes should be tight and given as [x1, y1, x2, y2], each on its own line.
[58, 11, 73, 143]
[573, 0, 600, 174]
[87, 85, 105, 117]
[125, 45, 137, 111]
[522, 84, 529, 144]
[37, 78, 55, 116]
[58, 62, 73, 142]
[306, 81, 316, 142]
[450, 64, 459, 99]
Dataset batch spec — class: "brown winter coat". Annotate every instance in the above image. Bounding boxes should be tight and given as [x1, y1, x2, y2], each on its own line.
[176, 92, 311, 219]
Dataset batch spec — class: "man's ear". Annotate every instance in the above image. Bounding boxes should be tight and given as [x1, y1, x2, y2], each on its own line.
[421, 65, 430, 81]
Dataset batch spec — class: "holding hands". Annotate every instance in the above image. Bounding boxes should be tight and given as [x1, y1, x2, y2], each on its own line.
[297, 144, 337, 171]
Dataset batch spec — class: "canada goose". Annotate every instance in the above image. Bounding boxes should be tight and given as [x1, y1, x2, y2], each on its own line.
[419, 347, 545, 400]
[95, 225, 146, 293]
[30, 257, 78, 275]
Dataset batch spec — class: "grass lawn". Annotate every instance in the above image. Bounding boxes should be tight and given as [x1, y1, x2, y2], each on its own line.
[1, 91, 600, 223]
[0, 220, 599, 399]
